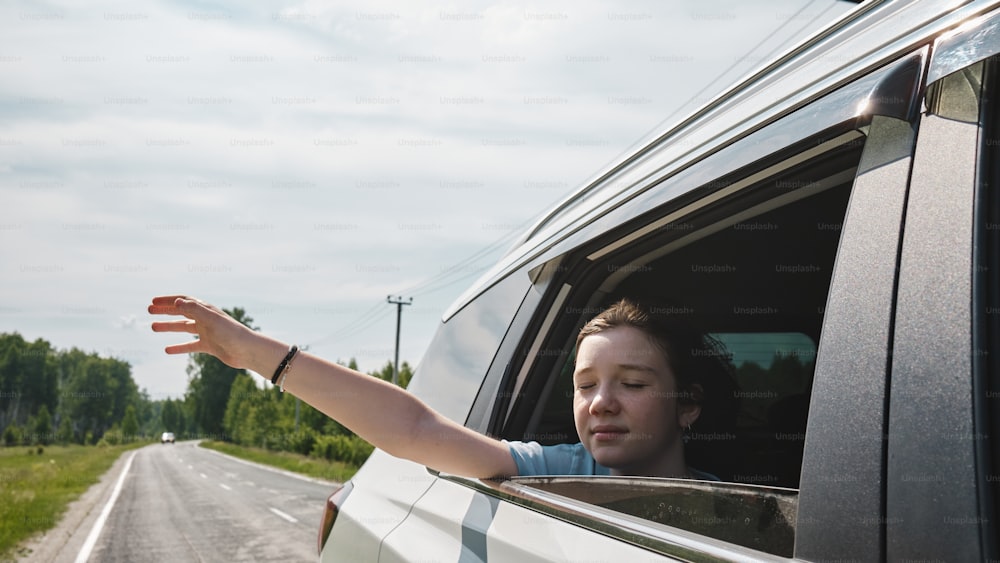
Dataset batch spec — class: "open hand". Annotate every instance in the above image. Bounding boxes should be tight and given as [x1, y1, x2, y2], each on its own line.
[148, 295, 253, 369]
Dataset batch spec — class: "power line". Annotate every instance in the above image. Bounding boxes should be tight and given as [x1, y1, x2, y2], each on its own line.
[305, 215, 534, 349]
[305, 301, 389, 348]
[395, 217, 530, 297]
[644, 0, 826, 139]
[749, 1, 840, 74]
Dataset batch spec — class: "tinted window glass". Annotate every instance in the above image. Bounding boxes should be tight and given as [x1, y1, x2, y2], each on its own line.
[408, 273, 529, 423]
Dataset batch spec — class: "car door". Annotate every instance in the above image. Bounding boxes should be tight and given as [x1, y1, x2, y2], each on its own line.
[377, 39, 924, 562]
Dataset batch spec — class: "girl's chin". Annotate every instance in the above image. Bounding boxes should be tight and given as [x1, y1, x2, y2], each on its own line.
[589, 445, 635, 467]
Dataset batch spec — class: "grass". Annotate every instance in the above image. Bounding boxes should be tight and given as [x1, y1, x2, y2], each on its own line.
[0, 441, 148, 560]
[198, 440, 360, 483]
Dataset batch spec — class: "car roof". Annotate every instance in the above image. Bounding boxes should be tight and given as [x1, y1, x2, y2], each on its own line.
[444, 0, 998, 320]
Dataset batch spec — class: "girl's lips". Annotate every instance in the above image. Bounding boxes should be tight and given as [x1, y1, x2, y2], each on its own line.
[591, 426, 628, 441]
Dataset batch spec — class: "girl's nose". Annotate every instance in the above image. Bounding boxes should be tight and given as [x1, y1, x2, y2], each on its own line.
[589, 384, 620, 414]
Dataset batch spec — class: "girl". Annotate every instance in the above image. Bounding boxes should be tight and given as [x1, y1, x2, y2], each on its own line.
[149, 295, 734, 479]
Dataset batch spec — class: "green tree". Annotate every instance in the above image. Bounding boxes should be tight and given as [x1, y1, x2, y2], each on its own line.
[185, 307, 257, 438]
[105, 357, 139, 428]
[61, 355, 114, 441]
[33, 404, 52, 445]
[369, 360, 413, 389]
[56, 416, 73, 445]
[0, 334, 59, 430]
[121, 405, 139, 442]
[0, 334, 26, 429]
[3, 424, 21, 446]
[160, 399, 180, 433]
[222, 373, 267, 445]
[134, 389, 155, 436]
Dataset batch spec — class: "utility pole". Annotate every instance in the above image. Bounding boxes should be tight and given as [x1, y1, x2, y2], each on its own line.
[387, 296, 412, 386]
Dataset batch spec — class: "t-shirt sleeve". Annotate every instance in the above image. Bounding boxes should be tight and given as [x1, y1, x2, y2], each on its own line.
[504, 440, 608, 476]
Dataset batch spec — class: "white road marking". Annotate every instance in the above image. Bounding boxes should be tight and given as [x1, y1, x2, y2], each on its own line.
[219, 483, 232, 491]
[188, 465, 193, 470]
[200, 473, 207, 479]
[200, 446, 338, 486]
[269, 507, 298, 523]
[74, 450, 137, 563]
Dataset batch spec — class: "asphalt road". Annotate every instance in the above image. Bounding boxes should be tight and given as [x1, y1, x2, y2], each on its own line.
[75, 442, 334, 563]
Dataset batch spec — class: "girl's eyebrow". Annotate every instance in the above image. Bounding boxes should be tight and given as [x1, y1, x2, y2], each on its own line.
[617, 362, 657, 373]
[574, 363, 656, 377]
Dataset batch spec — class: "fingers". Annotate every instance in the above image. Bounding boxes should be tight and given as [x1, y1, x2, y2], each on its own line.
[164, 341, 204, 355]
[150, 295, 192, 308]
[151, 295, 189, 305]
[151, 320, 198, 333]
[148, 296, 206, 318]
[149, 296, 183, 315]
[150, 295, 209, 356]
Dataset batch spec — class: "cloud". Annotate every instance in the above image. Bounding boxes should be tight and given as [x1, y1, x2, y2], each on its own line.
[115, 315, 138, 330]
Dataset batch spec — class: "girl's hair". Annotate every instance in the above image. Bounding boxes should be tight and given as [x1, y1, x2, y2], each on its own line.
[576, 298, 740, 476]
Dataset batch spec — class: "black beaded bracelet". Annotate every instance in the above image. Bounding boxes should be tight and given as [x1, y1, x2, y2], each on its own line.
[271, 345, 299, 384]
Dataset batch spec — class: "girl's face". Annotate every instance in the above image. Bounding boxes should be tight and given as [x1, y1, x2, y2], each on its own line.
[572, 325, 700, 477]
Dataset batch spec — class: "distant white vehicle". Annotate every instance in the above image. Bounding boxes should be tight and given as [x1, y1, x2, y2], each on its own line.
[160, 432, 175, 444]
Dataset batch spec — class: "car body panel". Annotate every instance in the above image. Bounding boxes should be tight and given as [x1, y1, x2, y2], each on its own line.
[323, 450, 437, 563]
[794, 112, 915, 560]
[887, 59, 984, 561]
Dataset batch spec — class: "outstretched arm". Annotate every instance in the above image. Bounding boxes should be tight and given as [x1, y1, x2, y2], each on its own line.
[149, 295, 517, 479]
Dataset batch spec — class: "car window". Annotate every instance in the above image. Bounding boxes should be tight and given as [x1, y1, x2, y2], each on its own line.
[714, 332, 815, 487]
[493, 125, 863, 557]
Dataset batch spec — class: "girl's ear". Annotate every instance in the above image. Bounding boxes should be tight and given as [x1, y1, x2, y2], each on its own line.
[678, 383, 703, 428]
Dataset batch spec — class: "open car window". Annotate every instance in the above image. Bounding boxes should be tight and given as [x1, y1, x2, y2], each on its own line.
[479, 116, 867, 558]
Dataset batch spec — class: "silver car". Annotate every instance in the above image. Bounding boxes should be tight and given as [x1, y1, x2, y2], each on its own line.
[319, 0, 1000, 560]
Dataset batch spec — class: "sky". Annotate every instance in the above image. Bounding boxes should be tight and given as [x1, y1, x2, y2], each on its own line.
[0, 0, 858, 400]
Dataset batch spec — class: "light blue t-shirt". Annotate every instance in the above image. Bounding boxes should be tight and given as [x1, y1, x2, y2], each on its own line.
[506, 440, 612, 476]
[505, 440, 719, 480]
